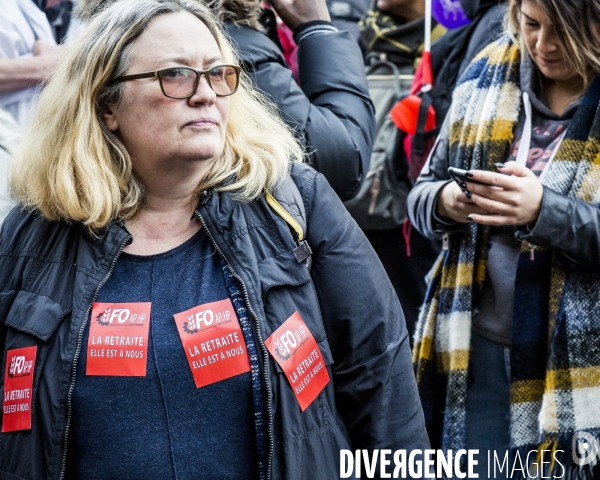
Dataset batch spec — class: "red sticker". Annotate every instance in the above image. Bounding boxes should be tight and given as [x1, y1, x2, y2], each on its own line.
[86, 302, 151, 376]
[265, 312, 330, 411]
[173, 299, 251, 388]
[2, 346, 37, 432]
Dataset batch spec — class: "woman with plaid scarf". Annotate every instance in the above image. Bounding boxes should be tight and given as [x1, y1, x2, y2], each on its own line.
[407, 0, 600, 477]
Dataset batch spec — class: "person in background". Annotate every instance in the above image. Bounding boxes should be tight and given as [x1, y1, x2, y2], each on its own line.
[32, 0, 74, 43]
[0, 0, 66, 224]
[222, 0, 376, 201]
[326, 0, 370, 55]
[355, 0, 444, 338]
[409, 0, 600, 476]
[360, 0, 445, 68]
[0, 0, 429, 478]
[0, 106, 19, 223]
[0, 0, 64, 127]
[408, 0, 506, 175]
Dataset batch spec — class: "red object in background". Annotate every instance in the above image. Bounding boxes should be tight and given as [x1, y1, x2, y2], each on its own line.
[391, 52, 436, 135]
[277, 23, 299, 82]
[390, 95, 436, 135]
[419, 51, 434, 88]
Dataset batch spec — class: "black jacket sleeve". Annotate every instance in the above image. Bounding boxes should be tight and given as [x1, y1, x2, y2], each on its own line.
[294, 163, 430, 456]
[225, 22, 375, 201]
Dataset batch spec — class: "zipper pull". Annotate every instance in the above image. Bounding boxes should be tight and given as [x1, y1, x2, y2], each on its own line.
[442, 232, 449, 251]
[530, 244, 536, 261]
[368, 167, 383, 215]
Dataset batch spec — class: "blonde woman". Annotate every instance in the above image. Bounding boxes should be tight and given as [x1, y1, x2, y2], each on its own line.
[0, 0, 428, 478]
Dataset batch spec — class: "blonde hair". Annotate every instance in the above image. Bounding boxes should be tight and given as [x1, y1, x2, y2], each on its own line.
[506, 0, 600, 84]
[10, 0, 303, 229]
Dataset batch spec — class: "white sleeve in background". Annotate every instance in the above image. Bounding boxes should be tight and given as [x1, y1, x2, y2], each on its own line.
[0, 0, 56, 126]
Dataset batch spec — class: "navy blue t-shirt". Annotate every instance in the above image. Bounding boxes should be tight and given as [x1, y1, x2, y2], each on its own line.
[66, 228, 260, 479]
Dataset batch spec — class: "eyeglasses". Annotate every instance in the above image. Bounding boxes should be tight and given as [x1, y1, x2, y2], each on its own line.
[113, 64, 241, 98]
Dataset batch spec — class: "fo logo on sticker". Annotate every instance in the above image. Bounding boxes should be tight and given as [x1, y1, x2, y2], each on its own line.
[8, 355, 34, 378]
[272, 326, 308, 361]
[183, 308, 231, 334]
[96, 307, 147, 326]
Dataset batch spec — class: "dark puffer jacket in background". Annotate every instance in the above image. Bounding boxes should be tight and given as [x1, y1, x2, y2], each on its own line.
[225, 15, 376, 201]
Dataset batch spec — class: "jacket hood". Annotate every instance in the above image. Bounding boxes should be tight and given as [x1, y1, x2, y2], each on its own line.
[460, 0, 502, 20]
[75, 0, 263, 33]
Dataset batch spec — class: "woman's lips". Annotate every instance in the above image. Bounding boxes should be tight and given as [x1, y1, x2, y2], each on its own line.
[538, 56, 561, 65]
[185, 118, 217, 127]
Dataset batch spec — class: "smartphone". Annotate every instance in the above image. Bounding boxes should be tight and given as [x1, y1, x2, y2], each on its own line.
[447, 167, 487, 191]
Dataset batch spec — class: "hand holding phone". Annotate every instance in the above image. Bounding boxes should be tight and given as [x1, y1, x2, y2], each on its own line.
[447, 167, 489, 192]
[443, 162, 543, 227]
[448, 167, 510, 192]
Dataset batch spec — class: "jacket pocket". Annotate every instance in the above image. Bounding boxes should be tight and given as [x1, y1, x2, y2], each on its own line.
[1, 290, 70, 415]
[258, 250, 339, 443]
[258, 248, 312, 295]
[258, 249, 330, 346]
[2, 291, 68, 341]
[269, 337, 336, 441]
[0, 291, 71, 480]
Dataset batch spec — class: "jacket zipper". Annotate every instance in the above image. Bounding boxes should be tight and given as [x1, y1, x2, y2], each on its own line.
[195, 210, 274, 480]
[59, 233, 131, 479]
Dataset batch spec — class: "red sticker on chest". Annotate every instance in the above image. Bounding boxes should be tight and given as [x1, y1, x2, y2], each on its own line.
[173, 299, 251, 388]
[265, 312, 330, 411]
[86, 302, 151, 376]
[2, 346, 37, 432]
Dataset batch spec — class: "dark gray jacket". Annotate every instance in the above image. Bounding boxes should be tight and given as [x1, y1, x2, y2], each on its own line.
[0, 163, 429, 480]
[225, 20, 375, 202]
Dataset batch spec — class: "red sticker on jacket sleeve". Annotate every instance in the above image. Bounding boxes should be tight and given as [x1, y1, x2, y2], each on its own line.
[86, 302, 151, 376]
[173, 299, 251, 388]
[2, 346, 37, 432]
[265, 312, 330, 411]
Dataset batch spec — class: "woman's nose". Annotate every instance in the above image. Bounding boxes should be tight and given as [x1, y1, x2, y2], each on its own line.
[536, 27, 558, 54]
[188, 75, 216, 105]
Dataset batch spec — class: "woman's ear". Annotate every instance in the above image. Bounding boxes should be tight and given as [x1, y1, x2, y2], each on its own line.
[101, 105, 119, 132]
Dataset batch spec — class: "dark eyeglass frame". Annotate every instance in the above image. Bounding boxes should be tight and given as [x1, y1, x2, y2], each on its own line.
[113, 64, 241, 98]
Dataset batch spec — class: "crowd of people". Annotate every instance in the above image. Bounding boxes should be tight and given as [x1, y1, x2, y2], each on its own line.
[1, 0, 600, 478]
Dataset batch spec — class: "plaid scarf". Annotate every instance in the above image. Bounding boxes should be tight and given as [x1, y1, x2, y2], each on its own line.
[413, 35, 600, 477]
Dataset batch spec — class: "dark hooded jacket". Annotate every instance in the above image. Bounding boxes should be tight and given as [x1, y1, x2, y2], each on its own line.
[217, 0, 375, 202]
[0, 163, 429, 480]
[224, 14, 375, 201]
